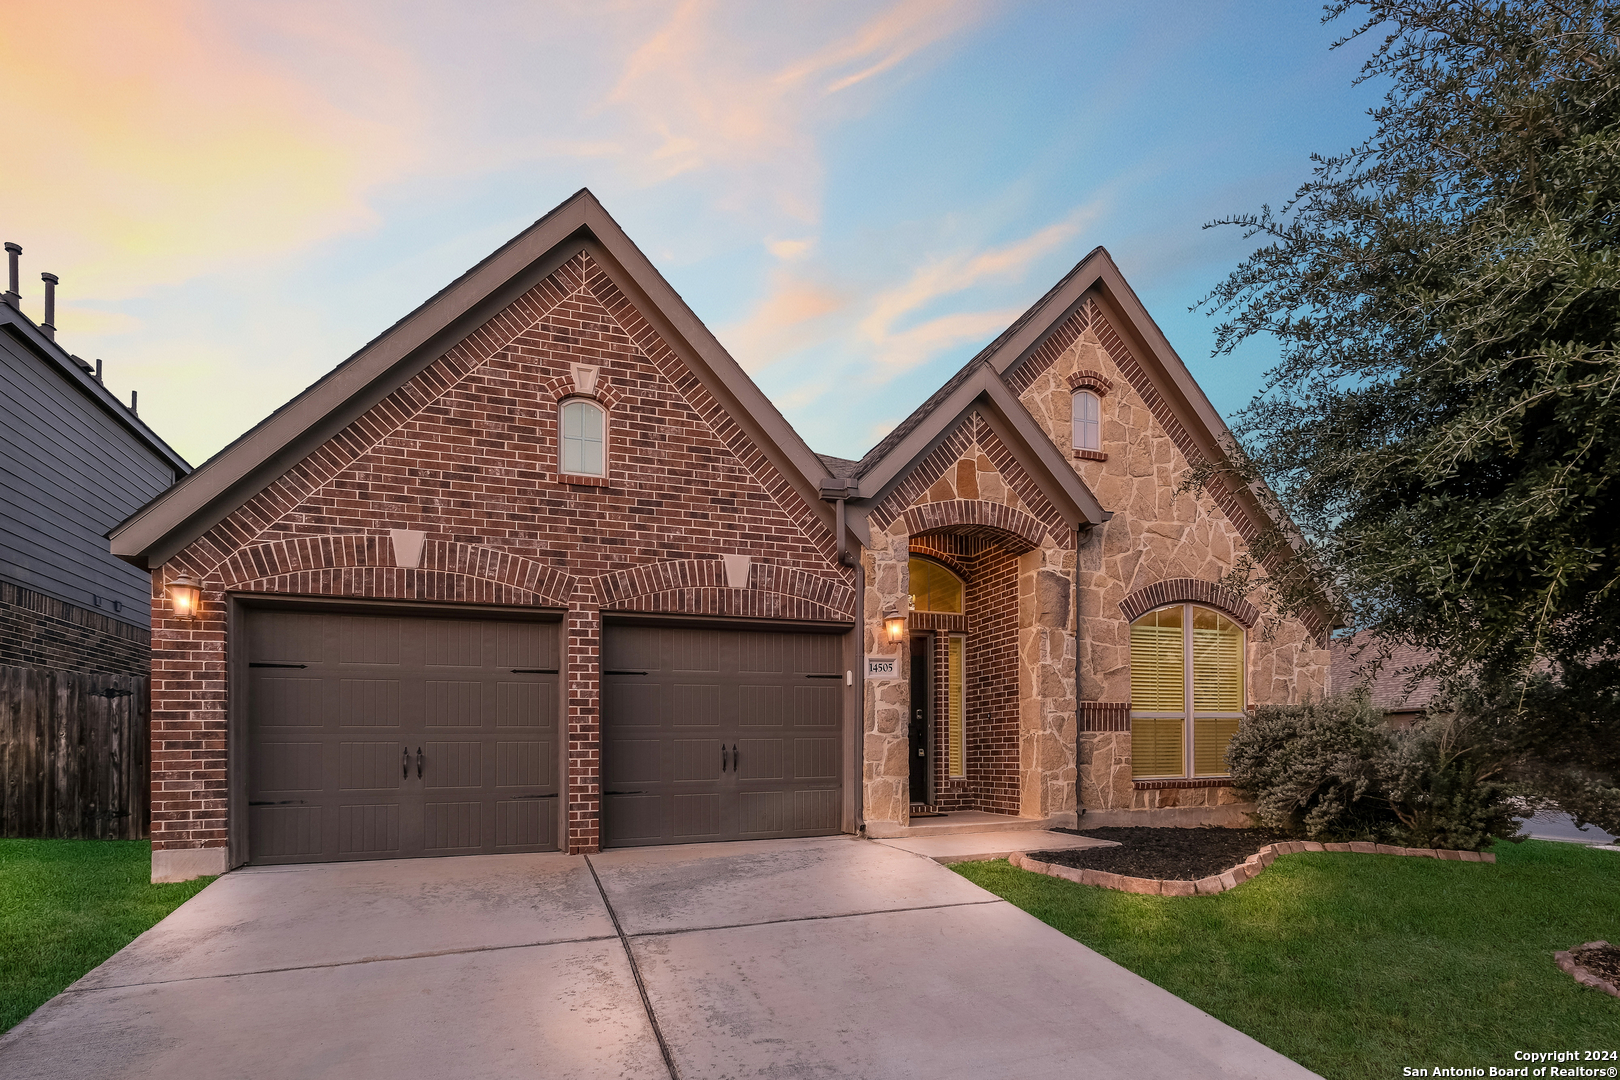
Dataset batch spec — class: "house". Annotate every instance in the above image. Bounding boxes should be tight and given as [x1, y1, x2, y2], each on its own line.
[1329, 631, 1441, 725]
[109, 190, 1331, 882]
[1, 242, 191, 838]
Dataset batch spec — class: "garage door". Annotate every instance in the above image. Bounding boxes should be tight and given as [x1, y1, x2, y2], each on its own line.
[601, 624, 844, 847]
[245, 609, 560, 864]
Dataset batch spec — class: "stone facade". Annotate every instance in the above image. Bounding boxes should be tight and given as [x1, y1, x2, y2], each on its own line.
[860, 413, 1079, 833]
[148, 250, 853, 859]
[1011, 301, 1330, 818]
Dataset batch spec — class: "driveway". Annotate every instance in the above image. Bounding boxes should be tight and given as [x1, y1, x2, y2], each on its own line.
[0, 837, 1316, 1079]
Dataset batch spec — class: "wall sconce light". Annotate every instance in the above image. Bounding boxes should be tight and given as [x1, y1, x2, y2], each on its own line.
[168, 574, 201, 620]
[884, 610, 906, 642]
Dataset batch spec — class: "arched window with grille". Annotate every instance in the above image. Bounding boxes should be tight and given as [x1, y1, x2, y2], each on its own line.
[1072, 389, 1101, 451]
[1129, 604, 1246, 778]
[559, 398, 606, 477]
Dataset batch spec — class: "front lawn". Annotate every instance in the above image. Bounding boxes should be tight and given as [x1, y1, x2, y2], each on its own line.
[955, 839, 1620, 1080]
[0, 840, 213, 1034]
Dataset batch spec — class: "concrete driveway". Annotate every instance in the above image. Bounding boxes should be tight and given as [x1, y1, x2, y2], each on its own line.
[0, 836, 1317, 1079]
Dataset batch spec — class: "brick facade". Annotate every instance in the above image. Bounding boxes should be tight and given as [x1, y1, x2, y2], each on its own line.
[149, 250, 853, 858]
[0, 580, 149, 676]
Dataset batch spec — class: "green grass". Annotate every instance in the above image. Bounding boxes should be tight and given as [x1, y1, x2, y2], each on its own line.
[955, 840, 1620, 1080]
[0, 840, 213, 1034]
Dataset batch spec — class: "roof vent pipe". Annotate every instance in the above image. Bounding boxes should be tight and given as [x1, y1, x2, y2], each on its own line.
[40, 272, 58, 340]
[130, 390, 138, 415]
[3, 243, 18, 309]
[95, 358, 103, 383]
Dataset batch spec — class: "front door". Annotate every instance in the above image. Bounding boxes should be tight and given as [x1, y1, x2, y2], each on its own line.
[909, 634, 931, 807]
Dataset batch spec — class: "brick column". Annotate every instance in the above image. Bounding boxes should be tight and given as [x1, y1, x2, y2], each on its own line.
[148, 568, 229, 882]
[565, 594, 601, 854]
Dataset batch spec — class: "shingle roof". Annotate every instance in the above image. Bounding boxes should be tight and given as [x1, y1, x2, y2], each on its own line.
[816, 454, 861, 479]
[1329, 631, 1442, 713]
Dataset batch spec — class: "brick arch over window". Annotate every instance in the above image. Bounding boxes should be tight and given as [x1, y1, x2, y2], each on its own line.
[217, 534, 575, 608]
[908, 541, 972, 582]
[540, 372, 622, 412]
[901, 499, 1050, 554]
[594, 559, 856, 622]
[1118, 577, 1260, 629]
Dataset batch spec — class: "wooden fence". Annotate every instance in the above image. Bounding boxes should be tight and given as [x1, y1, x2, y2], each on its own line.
[0, 664, 148, 839]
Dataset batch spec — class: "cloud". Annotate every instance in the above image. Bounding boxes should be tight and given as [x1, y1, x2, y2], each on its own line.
[0, 0, 414, 301]
[721, 274, 850, 372]
[598, 0, 987, 229]
[854, 204, 1103, 372]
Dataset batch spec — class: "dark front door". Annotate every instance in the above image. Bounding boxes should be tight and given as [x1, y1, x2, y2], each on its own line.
[244, 609, 560, 864]
[909, 634, 931, 806]
[601, 623, 844, 847]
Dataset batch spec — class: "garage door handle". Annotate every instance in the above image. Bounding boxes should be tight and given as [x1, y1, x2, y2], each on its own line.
[402, 747, 410, 779]
[721, 744, 729, 772]
[732, 743, 739, 770]
[416, 747, 424, 779]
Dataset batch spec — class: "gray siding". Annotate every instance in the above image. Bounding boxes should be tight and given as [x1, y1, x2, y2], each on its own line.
[1, 328, 183, 629]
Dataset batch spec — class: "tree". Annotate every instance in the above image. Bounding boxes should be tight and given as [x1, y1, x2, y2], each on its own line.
[1200, 0, 1620, 830]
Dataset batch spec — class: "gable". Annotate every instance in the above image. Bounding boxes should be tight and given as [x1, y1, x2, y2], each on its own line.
[167, 251, 842, 600]
[112, 190, 835, 571]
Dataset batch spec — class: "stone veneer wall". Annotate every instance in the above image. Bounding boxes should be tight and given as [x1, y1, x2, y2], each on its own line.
[1010, 300, 1330, 816]
[861, 419, 1078, 830]
[150, 251, 852, 861]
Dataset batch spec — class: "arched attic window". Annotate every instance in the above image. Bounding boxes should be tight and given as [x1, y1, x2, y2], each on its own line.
[1129, 605, 1246, 778]
[559, 398, 605, 477]
[1072, 389, 1101, 451]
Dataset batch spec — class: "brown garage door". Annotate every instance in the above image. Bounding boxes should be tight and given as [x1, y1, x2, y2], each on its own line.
[245, 609, 560, 864]
[601, 624, 844, 847]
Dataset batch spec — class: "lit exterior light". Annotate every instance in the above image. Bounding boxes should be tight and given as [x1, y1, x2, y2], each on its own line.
[884, 611, 906, 642]
[168, 573, 201, 620]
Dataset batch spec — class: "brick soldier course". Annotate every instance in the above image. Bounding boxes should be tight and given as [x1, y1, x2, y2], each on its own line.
[113, 189, 1332, 881]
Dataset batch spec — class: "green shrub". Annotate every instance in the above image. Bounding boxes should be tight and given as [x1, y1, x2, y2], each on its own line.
[1227, 693, 1516, 849]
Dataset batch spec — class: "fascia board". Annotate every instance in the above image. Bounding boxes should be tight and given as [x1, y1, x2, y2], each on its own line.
[986, 248, 1108, 378]
[110, 192, 605, 565]
[853, 366, 1106, 531]
[1, 312, 190, 475]
[853, 367, 998, 498]
[976, 378, 1108, 526]
[576, 202, 836, 522]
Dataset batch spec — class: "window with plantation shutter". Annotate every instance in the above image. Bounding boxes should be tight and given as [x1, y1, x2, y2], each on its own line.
[559, 398, 605, 477]
[1129, 603, 1246, 778]
[908, 558, 964, 615]
[1130, 608, 1184, 712]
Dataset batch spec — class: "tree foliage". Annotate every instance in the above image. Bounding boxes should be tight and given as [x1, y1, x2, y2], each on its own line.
[1202, 0, 1620, 829]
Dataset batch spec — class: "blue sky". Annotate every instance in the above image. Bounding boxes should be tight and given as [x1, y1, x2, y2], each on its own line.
[3, 1, 1384, 466]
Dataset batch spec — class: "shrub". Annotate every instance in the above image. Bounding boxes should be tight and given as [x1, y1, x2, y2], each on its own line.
[1227, 693, 1516, 849]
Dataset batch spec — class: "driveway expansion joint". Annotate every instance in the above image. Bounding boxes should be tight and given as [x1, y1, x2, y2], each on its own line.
[585, 853, 682, 1080]
[625, 898, 1009, 939]
[60, 933, 624, 993]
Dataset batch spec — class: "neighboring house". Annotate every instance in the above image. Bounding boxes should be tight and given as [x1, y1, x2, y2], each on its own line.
[109, 190, 1331, 882]
[1, 244, 191, 838]
[1328, 631, 1441, 724]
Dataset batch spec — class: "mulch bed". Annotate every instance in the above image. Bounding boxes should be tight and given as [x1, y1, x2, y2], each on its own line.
[1034, 826, 1290, 881]
[1572, 943, 1620, 988]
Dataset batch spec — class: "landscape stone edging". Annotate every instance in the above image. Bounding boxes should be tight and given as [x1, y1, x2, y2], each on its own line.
[1008, 840, 1497, 897]
[1554, 941, 1620, 1000]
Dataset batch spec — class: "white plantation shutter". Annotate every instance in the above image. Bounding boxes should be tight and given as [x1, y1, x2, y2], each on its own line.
[1131, 717, 1185, 778]
[1129, 609, 1184, 712]
[1192, 610, 1244, 713]
[1193, 717, 1242, 776]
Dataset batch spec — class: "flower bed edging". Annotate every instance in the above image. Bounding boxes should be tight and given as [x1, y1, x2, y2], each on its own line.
[1009, 839, 1496, 896]
[1554, 941, 1620, 1000]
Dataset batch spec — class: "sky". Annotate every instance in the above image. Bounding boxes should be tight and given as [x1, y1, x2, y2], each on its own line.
[1, 0, 1386, 468]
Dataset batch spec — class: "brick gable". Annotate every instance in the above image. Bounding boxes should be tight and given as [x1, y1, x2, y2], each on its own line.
[150, 249, 853, 857]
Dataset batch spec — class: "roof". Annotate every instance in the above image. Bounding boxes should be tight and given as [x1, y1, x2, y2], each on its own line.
[110, 189, 835, 568]
[0, 303, 191, 477]
[1330, 631, 1442, 713]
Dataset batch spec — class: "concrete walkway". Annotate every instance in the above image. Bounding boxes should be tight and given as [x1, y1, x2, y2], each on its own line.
[0, 836, 1317, 1080]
